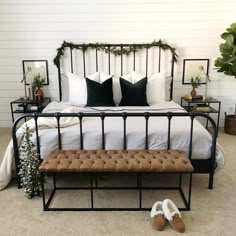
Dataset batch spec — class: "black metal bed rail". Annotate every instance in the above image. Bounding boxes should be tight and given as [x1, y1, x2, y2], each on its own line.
[12, 111, 217, 189]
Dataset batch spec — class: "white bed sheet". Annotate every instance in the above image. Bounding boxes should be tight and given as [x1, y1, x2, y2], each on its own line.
[39, 101, 225, 168]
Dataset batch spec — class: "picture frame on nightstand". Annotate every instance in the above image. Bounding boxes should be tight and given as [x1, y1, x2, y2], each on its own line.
[182, 59, 209, 85]
[22, 60, 49, 85]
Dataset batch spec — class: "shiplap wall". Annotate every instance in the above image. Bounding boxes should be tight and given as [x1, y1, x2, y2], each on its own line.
[0, 0, 236, 127]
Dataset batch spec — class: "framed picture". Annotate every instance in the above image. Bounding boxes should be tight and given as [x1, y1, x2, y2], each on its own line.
[22, 60, 49, 85]
[182, 59, 209, 84]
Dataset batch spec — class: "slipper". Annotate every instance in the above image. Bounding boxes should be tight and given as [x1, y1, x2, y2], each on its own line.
[162, 199, 185, 233]
[150, 201, 166, 231]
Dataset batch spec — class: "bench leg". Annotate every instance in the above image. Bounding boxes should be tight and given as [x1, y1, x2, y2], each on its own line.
[178, 173, 193, 211]
[41, 173, 46, 211]
[179, 173, 182, 188]
[138, 173, 142, 209]
[53, 173, 56, 189]
[90, 174, 94, 209]
[187, 173, 193, 211]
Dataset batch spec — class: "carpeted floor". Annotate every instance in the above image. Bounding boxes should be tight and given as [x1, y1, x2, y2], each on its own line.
[0, 128, 236, 236]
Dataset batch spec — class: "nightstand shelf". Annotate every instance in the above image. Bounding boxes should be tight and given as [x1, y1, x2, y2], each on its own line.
[181, 96, 221, 136]
[10, 97, 51, 122]
[181, 106, 218, 113]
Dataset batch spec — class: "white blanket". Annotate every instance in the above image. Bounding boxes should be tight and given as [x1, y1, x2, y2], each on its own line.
[0, 106, 80, 190]
[0, 101, 225, 190]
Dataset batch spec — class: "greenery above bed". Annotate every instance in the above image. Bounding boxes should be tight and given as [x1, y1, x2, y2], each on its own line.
[53, 40, 178, 67]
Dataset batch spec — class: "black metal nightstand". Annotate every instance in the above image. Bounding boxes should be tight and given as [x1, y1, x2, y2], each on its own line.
[10, 97, 51, 122]
[181, 96, 221, 136]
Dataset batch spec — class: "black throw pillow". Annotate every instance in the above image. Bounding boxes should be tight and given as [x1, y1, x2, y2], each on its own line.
[86, 77, 115, 106]
[119, 77, 149, 106]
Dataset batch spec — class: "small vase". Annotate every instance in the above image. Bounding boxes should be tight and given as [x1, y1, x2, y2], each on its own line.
[34, 87, 44, 101]
[190, 88, 197, 97]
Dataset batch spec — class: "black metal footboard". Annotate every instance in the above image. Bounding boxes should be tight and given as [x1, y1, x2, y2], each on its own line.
[12, 111, 217, 189]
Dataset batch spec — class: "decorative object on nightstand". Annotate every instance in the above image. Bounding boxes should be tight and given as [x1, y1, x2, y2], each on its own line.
[22, 60, 49, 100]
[182, 59, 210, 97]
[181, 96, 221, 136]
[21, 65, 33, 100]
[199, 65, 211, 100]
[190, 75, 201, 96]
[33, 74, 45, 101]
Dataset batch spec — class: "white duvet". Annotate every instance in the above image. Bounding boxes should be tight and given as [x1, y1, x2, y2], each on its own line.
[0, 101, 225, 190]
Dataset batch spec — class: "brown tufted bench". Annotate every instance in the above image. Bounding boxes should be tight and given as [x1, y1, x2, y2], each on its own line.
[39, 149, 193, 211]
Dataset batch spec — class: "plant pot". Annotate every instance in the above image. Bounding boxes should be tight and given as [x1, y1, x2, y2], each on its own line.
[34, 88, 44, 101]
[190, 88, 197, 97]
[224, 115, 236, 135]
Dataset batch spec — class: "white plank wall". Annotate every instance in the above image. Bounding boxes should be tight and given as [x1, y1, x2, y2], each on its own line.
[0, 0, 236, 127]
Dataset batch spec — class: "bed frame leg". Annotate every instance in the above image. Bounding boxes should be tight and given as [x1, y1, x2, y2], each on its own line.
[208, 171, 214, 189]
[17, 175, 21, 189]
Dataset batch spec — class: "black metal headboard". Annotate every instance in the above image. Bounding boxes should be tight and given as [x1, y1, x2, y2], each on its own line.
[53, 41, 177, 102]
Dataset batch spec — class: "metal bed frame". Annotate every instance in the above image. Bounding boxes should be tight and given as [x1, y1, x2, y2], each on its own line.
[12, 112, 217, 195]
[12, 42, 218, 193]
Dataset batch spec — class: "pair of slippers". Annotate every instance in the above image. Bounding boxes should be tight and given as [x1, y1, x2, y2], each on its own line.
[150, 199, 185, 233]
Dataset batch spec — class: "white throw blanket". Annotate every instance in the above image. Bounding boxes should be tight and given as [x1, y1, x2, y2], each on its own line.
[0, 107, 80, 190]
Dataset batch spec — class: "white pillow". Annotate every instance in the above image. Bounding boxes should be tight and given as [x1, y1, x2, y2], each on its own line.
[68, 72, 112, 106]
[100, 72, 112, 83]
[131, 71, 146, 83]
[61, 74, 69, 102]
[67, 72, 87, 106]
[113, 72, 136, 105]
[147, 72, 166, 103]
[165, 76, 172, 101]
[118, 71, 170, 104]
[113, 77, 122, 105]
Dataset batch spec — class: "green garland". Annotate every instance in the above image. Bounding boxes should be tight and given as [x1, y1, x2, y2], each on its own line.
[53, 39, 178, 67]
[19, 125, 41, 199]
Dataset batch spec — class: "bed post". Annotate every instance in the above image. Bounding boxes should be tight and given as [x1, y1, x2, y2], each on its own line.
[58, 60, 62, 102]
[170, 53, 175, 101]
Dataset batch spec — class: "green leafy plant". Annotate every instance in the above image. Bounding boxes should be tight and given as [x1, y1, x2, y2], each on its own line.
[18, 125, 41, 198]
[33, 74, 45, 88]
[191, 75, 201, 88]
[215, 23, 236, 77]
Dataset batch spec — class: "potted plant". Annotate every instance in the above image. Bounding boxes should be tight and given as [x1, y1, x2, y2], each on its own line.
[190, 75, 201, 97]
[215, 22, 236, 135]
[33, 74, 45, 101]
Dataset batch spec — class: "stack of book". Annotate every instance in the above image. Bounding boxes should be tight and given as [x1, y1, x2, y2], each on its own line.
[193, 104, 210, 111]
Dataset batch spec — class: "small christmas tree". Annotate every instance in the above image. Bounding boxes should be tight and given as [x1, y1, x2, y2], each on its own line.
[18, 125, 41, 198]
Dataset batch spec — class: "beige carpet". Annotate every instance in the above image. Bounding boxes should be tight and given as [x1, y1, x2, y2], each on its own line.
[0, 128, 236, 236]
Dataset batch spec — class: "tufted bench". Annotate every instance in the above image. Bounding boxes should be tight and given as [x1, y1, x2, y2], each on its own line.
[39, 149, 193, 211]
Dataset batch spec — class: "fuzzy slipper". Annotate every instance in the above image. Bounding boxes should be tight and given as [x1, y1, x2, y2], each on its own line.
[162, 199, 185, 233]
[150, 201, 166, 231]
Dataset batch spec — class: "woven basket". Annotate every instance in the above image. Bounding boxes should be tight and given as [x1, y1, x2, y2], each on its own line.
[224, 115, 236, 135]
